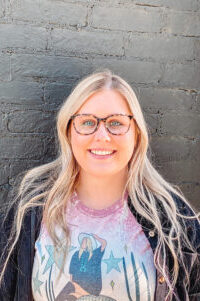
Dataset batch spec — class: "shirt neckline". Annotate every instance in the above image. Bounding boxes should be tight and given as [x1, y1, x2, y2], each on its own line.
[71, 190, 128, 218]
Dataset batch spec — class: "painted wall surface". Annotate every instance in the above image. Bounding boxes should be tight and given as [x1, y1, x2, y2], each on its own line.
[0, 0, 199, 209]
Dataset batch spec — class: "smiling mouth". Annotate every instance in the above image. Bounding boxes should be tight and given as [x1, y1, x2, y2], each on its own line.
[88, 149, 116, 156]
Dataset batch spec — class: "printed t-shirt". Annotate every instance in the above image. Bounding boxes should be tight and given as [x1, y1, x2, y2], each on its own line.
[32, 191, 156, 301]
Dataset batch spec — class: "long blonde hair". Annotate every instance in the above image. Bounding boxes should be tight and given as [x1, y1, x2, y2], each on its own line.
[0, 69, 199, 300]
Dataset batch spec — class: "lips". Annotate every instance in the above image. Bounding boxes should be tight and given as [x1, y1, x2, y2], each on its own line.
[88, 149, 117, 152]
[88, 149, 116, 155]
[88, 149, 117, 159]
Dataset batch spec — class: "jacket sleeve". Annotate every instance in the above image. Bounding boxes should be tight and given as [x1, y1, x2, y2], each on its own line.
[0, 204, 18, 301]
[188, 251, 200, 300]
[173, 194, 200, 299]
[187, 214, 200, 299]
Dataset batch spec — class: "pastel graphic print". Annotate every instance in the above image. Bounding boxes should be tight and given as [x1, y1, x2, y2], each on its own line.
[32, 192, 156, 301]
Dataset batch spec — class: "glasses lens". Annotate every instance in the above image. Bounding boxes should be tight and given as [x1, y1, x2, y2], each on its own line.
[74, 115, 97, 134]
[107, 115, 130, 134]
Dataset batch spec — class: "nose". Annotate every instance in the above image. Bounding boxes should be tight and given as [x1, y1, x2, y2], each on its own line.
[94, 121, 111, 142]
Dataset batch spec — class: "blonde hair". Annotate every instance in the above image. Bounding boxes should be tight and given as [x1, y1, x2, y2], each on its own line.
[79, 237, 93, 261]
[0, 69, 199, 300]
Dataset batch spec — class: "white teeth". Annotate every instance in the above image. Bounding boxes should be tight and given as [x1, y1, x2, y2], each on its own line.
[90, 150, 114, 155]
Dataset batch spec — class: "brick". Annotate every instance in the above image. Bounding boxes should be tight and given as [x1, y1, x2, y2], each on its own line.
[161, 112, 200, 137]
[91, 6, 164, 32]
[91, 58, 162, 84]
[0, 102, 44, 113]
[150, 136, 190, 163]
[0, 111, 4, 131]
[135, 0, 199, 11]
[0, 81, 43, 104]
[162, 62, 200, 90]
[193, 94, 200, 112]
[0, 54, 10, 81]
[0, 120, 3, 132]
[0, 184, 10, 208]
[0, 0, 4, 18]
[167, 12, 200, 36]
[0, 136, 45, 159]
[9, 160, 42, 185]
[168, 0, 200, 11]
[44, 82, 72, 107]
[139, 87, 193, 113]
[11, 54, 93, 80]
[0, 24, 47, 50]
[178, 183, 200, 210]
[1, 0, 12, 17]
[0, 163, 9, 185]
[144, 113, 160, 135]
[189, 139, 200, 161]
[9, 0, 87, 26]
[10, 161, 31, 180]
[8, 110, 55, 133]
[8, 176, 22, 190]
[51, 29, 124, 56]
[158, 160, 200, 183]
[44, 137, 57, 158]
[194, 39, 200, 61]
[156, 161, 200, 209]
[125, 35, 194, 62]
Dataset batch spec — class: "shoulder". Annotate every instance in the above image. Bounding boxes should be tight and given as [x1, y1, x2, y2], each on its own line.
[171, 192, 200, 251]
[171, 192, 199, 225]
[0, 201, 18, 239]
[172, 192, 197, 216]
[1, 202, 43, 249]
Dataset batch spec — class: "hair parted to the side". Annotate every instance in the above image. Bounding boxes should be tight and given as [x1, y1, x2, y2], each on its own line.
[0, 69, 199, 300]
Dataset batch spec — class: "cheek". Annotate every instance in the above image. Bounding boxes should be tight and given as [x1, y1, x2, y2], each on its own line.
[116, 133, 136, 165]
[123, 136, 135, 158]
[70, 128, 90, 159]
[116, 130, 135, 152]
[71, 135, 84, 154]
[127, 125, 136, 150]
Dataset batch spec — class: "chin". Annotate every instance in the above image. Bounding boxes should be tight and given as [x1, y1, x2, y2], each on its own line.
[85, 167, 124, 178]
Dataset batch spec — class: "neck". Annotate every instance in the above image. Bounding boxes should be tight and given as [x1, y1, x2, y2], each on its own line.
[75, 168, 128, 210]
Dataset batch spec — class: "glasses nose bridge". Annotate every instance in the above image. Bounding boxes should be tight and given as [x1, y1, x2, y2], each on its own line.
[95, 116, 109, 133]
[97, 116, 107, 123]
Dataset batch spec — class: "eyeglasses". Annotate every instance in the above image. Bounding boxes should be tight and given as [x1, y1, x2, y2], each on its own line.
[69, 113, 134, 135]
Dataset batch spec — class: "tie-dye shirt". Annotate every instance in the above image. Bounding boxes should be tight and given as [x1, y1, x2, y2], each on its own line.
[32, 191, 156, 301]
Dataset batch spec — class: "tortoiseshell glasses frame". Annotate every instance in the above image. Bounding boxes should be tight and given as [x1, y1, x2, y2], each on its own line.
[68, 113, 134, 136]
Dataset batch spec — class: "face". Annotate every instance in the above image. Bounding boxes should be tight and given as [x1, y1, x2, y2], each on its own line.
[69, 89, 136, 179]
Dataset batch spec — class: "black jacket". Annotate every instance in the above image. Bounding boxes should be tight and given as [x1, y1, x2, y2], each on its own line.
[0, 194, 200, 301]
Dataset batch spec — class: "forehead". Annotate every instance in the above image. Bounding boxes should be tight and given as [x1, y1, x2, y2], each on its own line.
[77, 89, 131, 115]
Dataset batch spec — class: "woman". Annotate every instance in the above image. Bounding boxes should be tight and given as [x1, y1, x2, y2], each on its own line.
[0, 70, 199, 301]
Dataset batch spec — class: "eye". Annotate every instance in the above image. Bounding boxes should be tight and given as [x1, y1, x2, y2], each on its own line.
[82, 120, 96, 126]
[109, 120, 122, 127]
